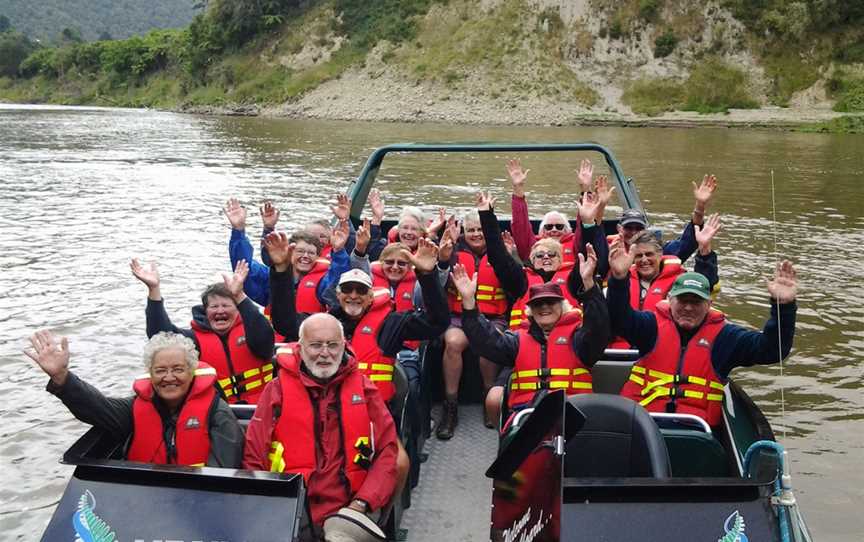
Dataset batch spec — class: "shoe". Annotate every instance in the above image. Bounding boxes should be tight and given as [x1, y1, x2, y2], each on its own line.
[483, 410, 496, 429]
[435, 400, 458, 440]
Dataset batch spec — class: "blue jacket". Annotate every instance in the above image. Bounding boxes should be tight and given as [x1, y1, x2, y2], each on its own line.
[606, 275, 796, 380]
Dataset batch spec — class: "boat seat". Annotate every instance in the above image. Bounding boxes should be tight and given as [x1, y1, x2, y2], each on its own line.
[661, 429, 730, 477]
[565, 394, 671, 478]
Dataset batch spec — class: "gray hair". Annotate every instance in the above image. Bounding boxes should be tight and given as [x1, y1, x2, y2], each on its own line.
[299, 313, 345, 342]
[398, 206, 426, 227]
[142, 332, 199, 371]
[463, 209, 480, 225]
[539, 211, 571, 233]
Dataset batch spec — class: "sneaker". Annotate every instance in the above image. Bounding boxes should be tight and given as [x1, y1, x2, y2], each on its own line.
[435, 400, 458, 440]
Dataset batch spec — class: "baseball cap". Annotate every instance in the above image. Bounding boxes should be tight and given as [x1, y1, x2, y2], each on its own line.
[619, 209, 648, 228]
[527, 282, 565, 305]
[668, 272, 711, 300]
[337, 269, 373, 289]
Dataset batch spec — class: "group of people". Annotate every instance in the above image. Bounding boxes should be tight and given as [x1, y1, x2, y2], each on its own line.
[26, 158, 798, 542]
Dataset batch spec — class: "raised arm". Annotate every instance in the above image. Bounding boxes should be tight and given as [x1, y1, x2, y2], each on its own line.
[226, 260, 274, 358]
[606, 238, 658, 353]
[226, 198, 270, 306]
[258, 200, 280, 267]
[507, 159, 538, 261]
[571, 245, 610, 367]
[478, 194, 528, 299]
[264, 231, 300, 341]
[131, 259, 192, 338]
[693, 213, 721, 289]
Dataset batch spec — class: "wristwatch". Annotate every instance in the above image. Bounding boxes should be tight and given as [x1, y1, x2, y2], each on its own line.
[351, 499, 369, 513]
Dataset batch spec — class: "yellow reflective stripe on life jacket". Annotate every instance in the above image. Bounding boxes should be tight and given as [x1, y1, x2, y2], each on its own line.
[369, 374, 393, 382]
[515, 368, 571, 378]
[476, 284, 506, 301]
[510, 380, 592, 391]
[189, 462, 206, 467]
[269, 441, 286, 473]
[276, 346, 294, 355]
[357, 363, 394, 372]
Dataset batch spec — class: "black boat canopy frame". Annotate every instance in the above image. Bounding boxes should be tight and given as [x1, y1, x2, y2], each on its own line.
[346, 143, 644, 220]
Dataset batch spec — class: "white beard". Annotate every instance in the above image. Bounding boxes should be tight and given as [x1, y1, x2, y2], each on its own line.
[342, 302, 365, 317]
[307, 360, 339, 380]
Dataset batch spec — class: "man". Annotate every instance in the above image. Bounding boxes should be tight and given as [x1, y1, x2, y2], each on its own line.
[607, 238, 798, 426]
[132, 259, 275, 404]
[451, 243, 609, 418]
[26, 330, 243, 467]
[243, 313, 396, 541]
[225, 196, 355, 308]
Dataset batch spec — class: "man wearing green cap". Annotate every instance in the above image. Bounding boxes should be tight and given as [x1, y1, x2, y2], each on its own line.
[607, 238, 798, 426]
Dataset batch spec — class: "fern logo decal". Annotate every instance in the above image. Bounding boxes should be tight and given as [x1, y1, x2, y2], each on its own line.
[72, 490, 116, 542]
[717, 510, 748, 542]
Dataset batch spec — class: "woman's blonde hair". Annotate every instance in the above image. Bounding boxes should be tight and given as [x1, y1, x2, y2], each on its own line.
[529, 238, 563, 260]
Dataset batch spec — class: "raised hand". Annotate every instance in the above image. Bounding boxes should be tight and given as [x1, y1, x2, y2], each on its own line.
[450, 263, 478, 309]
[577, 243, 598, 290]
[578, 191, 601, 225]
[767, 260, 797, 303]
[578, 158, 594, 192]
[260, 200, 280, 230]
[695, 213, 721, 255]
[475, 191, 497, 211]
[427, 207, 447, 237]
[438, 223, 455, 262]
[263, 231, 295, 272]
[223, 259, 249, 302]
[369, 188, 385, 225]
[355, 217, 371, 255]
[506, 158, 530, 198]
[608, 237, 635, 279]
[331, 193, 351, 222]
[403, 237, 439, 273]
[502, 230, 516, 255]
[692, 174, 718, 225]
[130, 258, 160, 288]
[593, 174, 615, 223]
[224, 197, 247, 231]
[25, 330, 70, 386]
[331, 219, 350, 253]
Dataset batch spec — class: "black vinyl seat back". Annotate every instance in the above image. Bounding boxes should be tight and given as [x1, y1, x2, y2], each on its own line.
[391, 362, 410, 435]
[565, 394, 671, 478]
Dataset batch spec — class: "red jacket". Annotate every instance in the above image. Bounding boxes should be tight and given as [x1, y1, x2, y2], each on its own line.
[242, 346, 398, 526]
[508, 264, 582, 330]
[510, 194, 581, 263]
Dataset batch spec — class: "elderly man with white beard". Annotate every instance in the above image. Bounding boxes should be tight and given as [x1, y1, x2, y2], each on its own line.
[243, 313, 397, 541]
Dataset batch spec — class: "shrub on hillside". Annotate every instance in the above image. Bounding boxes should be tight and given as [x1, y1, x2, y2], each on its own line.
[654, 30, 677, 58]
[683, 57, 758, 113]
[622, 77, 685, 116]
[829, 75, 864, 112]
[0, 31, 36, 77]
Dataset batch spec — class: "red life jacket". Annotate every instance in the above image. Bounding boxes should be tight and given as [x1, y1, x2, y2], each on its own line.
[509, 310, 591, 408]
[448, 249, 506, 316]
[371, 262, 420, 351]
[262, 305, 285, 343]
[350, 288, 398, 401]
[608, 255, 683, 349]
[549, 231, 576, 264]
[127, 363, 217, 466]
[295, 259, 330, 313]
[320, 245, 332, 260]
[508, 264, 582, 330]
[619, 301, 727, 425]
[267, 345, 372, 493]
[191, 316, 273, 404]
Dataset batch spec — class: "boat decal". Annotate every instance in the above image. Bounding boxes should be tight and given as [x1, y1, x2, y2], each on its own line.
[717, 510, 748, 542]
[73, 490, 116, 542]
[502, 507, 549, 542]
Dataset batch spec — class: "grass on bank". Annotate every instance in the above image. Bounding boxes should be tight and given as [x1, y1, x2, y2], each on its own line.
[797, 115, 864, 134]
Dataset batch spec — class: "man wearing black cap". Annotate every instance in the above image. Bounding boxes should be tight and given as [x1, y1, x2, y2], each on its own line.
[608, 238, 798, 426]
[451, 244, 610, 422]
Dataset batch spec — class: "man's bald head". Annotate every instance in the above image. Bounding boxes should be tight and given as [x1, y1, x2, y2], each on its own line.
[298, 313, 346, 380]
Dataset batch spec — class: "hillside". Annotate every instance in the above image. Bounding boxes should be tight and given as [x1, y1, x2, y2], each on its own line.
[1, 0, 862, 131]
[0, 0, 197, 42]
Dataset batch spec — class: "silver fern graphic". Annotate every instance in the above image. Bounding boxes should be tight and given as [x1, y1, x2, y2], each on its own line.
[73, 490, 117, 542]
[717, 510, 747, 542]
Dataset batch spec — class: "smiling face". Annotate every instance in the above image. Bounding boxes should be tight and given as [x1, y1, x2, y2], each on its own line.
[528, 299, 564, 331]
[540, 213, 570, 240]
[291, 240, 320, 274]
[632, 242, 661, 281]
[299, 315, 346, 380]
[530, 245, 562, 273]
[382, 255, 410, 283]
[463, 219, 486, 253]
[205, 294, 238, 335]
[149, 348, 193, 410]
[669, 293, 711, 331]
[397, 217, 423, 250]
[336, 282, 374, 319]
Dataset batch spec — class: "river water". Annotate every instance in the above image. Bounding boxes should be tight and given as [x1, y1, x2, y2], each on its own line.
[0, 104, 861, 540]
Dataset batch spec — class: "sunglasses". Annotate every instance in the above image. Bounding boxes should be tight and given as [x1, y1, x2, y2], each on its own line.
[382, 259, 409, 268]
[340, 284, 369, 295]
[532, 251, 560, 260]
[543, 223, 566, 231]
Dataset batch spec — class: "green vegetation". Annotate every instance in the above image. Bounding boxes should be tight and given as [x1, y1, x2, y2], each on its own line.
[0, 0, 196, 42]
[828, 72, 864, 112]
[683, 57, 758, 113]
[0, 29, 35, 77]
[797, 115, 864, 134]
[653, 30, 677, 58]
[622, 77, 685, 116]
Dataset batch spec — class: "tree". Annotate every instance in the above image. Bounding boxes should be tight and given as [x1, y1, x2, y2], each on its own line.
[0, 15, 11, 34]
[0, 31, 36, 77]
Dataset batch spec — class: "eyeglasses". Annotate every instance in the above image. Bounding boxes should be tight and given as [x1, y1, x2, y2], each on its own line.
[340, 283, 370, 295]
[543, 223, 566, 231]
[152, 366, 189, 378]
[532, 251, 560, 260]
[633, 251, 658, 260]
[303, 341, 343, 354]
[382, 259, 409, 268]
[294, 248, 318, 257]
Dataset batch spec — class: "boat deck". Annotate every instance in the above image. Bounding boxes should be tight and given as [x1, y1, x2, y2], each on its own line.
[400, 404, 497, 541]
